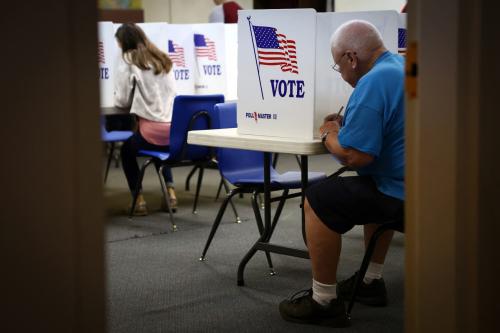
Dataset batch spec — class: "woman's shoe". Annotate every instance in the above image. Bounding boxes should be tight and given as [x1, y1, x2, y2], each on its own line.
[162, 186, 178, 213]
[128, 194, 148, 216]
[133, 201, 148, 216]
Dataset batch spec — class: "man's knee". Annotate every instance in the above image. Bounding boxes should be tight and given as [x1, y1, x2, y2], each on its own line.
[304, 198, 317, 222]
[304, 198, 325, 229]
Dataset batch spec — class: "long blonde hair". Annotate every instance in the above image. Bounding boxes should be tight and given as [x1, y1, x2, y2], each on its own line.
[115, 23, 172, 75]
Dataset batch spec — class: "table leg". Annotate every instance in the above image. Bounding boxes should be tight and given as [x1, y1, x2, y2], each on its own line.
[237, 152, 272, 286]
[301, 155, 308, 245]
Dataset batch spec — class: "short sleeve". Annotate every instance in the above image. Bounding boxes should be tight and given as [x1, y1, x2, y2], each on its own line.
[338, 104, 383, 157]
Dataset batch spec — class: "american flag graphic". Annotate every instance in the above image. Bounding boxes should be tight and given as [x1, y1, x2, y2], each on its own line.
[98, 41, 105, 64]
[194, 34, 217, 61]
[252, 25, 298, 74]
[398, 28, 407, 55]
[168, 40, 186, 67]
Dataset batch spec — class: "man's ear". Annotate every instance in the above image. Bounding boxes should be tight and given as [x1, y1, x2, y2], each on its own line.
[349, 53, 358, 69]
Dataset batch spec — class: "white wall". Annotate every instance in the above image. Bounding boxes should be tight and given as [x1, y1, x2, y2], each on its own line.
[142, 0, 171, 22]
[143, 0, 404, 24]
[143, 0, 253, 23]
[335, 0, 405, 12]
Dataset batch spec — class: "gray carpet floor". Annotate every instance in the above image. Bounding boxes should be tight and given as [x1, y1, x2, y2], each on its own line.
[104, 153, 404, 333]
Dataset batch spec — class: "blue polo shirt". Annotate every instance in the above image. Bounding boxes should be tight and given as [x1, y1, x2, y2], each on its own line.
[338, 51, 405, 200]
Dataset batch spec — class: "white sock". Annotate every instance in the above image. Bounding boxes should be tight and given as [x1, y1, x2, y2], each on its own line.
[363, 262, 384, 284]
[312, 279, 337, 306]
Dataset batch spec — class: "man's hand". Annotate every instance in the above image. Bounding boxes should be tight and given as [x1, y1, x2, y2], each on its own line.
[323, 113, 344, 124]
[320, 118, 341, 136]
[319, 118, 374, 169]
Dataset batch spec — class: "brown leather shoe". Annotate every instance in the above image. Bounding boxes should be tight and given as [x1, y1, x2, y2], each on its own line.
[128, 194, 148, 216]
[161, 187, 178, 213]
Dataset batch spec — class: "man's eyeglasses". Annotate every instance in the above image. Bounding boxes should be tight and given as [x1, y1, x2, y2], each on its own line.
[331, 53, 346, 72]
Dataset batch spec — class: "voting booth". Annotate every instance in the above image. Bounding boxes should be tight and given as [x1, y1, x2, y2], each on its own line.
[224, 24, 238, 101]
[165, 24, 197, 94]
[314, 11, 400, 138]
[98, 12, 406, 132]
[237, 9, 404, 140]
[98, 22, 117, 107]
[237, 9, 317, 140]
[98, 22, 233, 106]
[192, 23, 227, 95]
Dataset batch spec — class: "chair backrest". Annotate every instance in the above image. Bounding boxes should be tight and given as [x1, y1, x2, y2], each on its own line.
[212, 103, 266, 184]
[169, 94, 224, 161]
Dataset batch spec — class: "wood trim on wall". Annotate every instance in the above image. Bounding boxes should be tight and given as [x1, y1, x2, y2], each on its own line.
[1, 1, 104, 332]
[477, 1, 500, 330]
[406, 0, 459, 331]
[407, 0, 500, 331]
[72, 1, 107, 331]
[99, 9, 144, 23]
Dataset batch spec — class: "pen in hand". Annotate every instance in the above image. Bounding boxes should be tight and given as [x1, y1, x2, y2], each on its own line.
[324, 106, 344, 122]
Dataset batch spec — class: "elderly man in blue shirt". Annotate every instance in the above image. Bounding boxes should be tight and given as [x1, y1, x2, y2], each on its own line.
[279, 19, 405, 327]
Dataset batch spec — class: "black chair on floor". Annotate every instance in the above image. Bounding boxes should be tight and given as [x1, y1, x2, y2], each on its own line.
[346, 219, 405, 318]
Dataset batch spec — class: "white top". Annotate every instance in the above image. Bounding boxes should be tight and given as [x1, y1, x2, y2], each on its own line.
[209, 5, 224, 23]
[188, 128, 327, 155]
[114, 54, 176, 122]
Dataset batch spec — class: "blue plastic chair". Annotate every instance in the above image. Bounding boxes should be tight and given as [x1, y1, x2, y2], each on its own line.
[101, 121, 133, 183]
[199, 103, 327, 270]
[129, 94, 225, 230]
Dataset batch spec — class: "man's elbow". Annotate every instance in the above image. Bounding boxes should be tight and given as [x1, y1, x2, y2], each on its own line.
[343, 151, 374, 169]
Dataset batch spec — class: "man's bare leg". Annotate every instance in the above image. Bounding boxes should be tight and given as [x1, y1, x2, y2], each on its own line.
[363, 224, 394, 264]
[305, 198, 341, 284]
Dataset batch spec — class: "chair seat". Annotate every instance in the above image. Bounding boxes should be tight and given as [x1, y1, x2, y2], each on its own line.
[273, 171, 326, 187]
[225, 167, 279, 186]
[230, 169, 326, 189]
[138, 149, 171, 161]
[102, 130, 133, 142]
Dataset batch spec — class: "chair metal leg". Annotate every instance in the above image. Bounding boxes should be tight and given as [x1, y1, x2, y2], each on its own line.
[294, 154, 301, 168]
[258, 193, 264, 210]
[272, 153, 279, 168]
[251, 191, 265, 235]
[185, 165, 198, 191]
[237, 152, 272, 286]
[268, 189, 289, 240]
[128, 158, 154, 218]
[200, 189, 242, 260]
[158, 165, 176, 231]
[221, 178, 240, 223]
[104, 142, 115, 184]
[113, 145, 121, 168]
[347, 223, 396, 317]
[215, 177, 224, 201]
[251, 191, 274, 275]
[192, 166, 205, 214]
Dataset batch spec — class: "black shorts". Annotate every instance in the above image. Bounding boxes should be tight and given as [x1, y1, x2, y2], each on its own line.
[306, 175, 404, 234]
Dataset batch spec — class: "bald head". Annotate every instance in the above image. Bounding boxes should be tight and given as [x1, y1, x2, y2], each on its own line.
[330, 20, 385, 62]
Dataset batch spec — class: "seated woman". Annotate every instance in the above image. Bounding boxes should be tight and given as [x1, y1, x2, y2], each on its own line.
[114, 23, 177, 215]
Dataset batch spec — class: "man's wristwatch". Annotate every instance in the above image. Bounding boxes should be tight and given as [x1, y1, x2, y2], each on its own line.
[320, 131, 329, 143]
